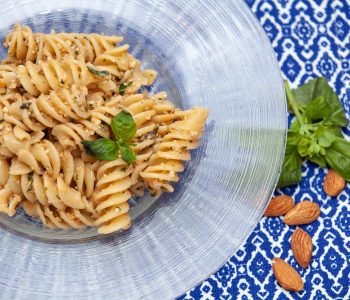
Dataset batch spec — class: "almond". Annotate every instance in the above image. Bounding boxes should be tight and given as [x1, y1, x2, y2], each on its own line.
[272, 258, 304, 292]
[291, 229, 313, 268]
[264, 195, 294, 217]
[284, 201, 320, 225]
[324, 169, 346, 197]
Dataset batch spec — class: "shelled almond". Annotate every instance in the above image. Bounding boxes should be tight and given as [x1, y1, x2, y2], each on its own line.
[291, 228, 312, 268]
[272, 258, 304, 292]
[264, 195, 294, 217]
[324, 169, 346, 197]
[284, 201, 320, 226]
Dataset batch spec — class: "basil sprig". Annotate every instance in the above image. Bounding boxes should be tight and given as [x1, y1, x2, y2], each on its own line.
[82, 110, 136, 164]
[278, 78, 350, 188]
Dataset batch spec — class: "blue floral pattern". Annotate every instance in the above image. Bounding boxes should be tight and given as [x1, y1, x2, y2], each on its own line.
[180, 0, 350, 299]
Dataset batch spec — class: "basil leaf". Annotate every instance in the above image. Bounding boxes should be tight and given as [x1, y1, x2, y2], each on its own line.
[278, 150, 303, 188]
[308, 154, 327, 168]
[87, 65, 110, 77]
[110, 110, 136, 142]
[293, 77, 347, 126]
[297, 138, 310, 157]
[314, 126, 336, 148]
[325, 138, 350, 180]
[323, 107, 348, 127]
[325, 126, 343, 137]
[120, 144, 136, 164]
[82, 139, 118, 160]
[289, 118, 300, 133]
[119, 82, 133, 95]
[277, 132, 303, 188]
[304, 96, 330, 121]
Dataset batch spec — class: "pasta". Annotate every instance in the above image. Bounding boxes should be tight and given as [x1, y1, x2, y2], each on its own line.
[93, 159, 133, 234]
[140, 107, 208, 195]
[0, 24, 208, 234]
[5, 23, 123, 63]
[4, 87, 90, 131]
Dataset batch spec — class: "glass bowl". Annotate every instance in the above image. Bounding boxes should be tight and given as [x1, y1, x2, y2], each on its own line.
[0, 0, 287, 298]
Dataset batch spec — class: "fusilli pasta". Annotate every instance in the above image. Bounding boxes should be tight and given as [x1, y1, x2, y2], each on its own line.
[93, 159, 133, 234]
[5, 23, 123, 63]
[0, 24, 208, 235]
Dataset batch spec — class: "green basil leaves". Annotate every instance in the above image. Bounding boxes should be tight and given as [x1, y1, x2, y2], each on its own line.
[82, 139, 119, 161]
[82, 110, 136, 164]
[110, 110, 136, 142]
[278, 78, 350, 188]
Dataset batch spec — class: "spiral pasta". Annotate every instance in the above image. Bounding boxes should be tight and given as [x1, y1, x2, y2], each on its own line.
[22, 201, 96, 229]
[140, 107, 208, 194]
[0, 64, 18, 93]
[0, 174, 22, 216]
[4, 87, 90, 132]
[93, 159, 133, 234]
[5, 23, 123, 63]
[16, 58, 113, 96]
[94, 45, 157, 90]
[0, 23, 208, 235]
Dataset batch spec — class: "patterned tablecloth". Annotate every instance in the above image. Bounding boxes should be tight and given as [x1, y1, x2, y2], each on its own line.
[179, 0, 350, 299]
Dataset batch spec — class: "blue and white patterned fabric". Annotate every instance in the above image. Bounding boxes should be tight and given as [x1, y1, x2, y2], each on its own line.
[180, 0, 350, 299]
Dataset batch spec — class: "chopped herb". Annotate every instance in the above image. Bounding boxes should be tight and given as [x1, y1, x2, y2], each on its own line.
[120, 167, 127, 172]
[119, 82, 133, 95]
[60, 79, 65, 84]
[74, 49, 79, 56]
[27, 172, 33, 192]
[87, 65, 110, 77]
[20, 102, 31, 110]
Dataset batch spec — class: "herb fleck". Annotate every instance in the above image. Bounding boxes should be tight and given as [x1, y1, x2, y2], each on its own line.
[119, 82, 133, 95]
[87, 65, 110, 77]
[27, 172, 33, 192]
[20, 102, 31, 110]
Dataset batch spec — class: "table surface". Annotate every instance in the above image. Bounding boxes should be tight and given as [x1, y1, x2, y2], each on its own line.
[180, 0, 350, 299]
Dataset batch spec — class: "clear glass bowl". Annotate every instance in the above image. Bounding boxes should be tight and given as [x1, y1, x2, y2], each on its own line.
[0, 0, 287, 298]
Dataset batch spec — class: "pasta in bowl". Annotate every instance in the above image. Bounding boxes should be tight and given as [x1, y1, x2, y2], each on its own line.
[0, 1, 287, 299]
[0, 23, 208, 235]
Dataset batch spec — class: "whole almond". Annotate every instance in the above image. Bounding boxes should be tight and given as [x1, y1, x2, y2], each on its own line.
[324, 169, 346, 197]
[291, 229, 313, 268]
[264, 195, 294, 217]
[272, 258, 304, 292]
[284, 201, 320, 225]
